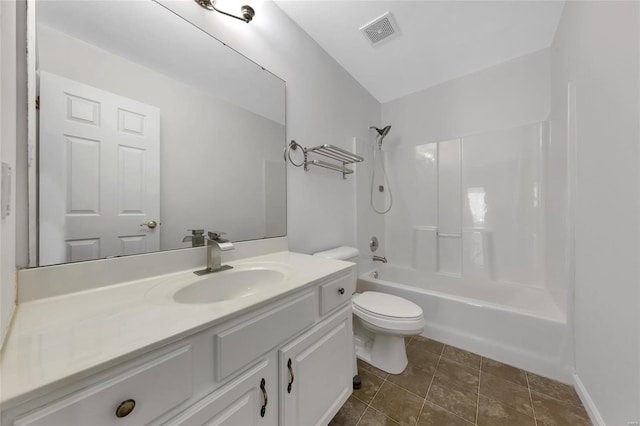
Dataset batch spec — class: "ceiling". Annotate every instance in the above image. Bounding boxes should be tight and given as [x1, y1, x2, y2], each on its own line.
[274, 1, 565, 103]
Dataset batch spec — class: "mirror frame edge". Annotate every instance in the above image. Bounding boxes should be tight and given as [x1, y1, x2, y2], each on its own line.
[25, 0, 288, 268]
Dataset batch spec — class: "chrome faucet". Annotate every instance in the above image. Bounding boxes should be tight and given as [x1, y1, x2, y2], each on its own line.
[372, 255, 388, 263]
[194, 231, 235, 275]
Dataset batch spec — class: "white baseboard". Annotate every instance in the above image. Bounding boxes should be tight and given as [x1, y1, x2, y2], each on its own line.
[574, 373, 605, 426]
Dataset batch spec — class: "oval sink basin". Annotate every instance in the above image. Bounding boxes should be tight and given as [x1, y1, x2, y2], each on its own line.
[173, 268, 287, 304]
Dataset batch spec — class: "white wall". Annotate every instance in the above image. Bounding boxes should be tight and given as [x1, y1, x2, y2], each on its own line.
[0, 0, 18, 346]
[380, 49, 551, 287]
[550, 2, 640, 424]
[382, 48, 550, 151]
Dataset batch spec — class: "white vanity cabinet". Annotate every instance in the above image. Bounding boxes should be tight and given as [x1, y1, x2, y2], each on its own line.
[280, 305, 353, 426]
[2, 268, 355, 426]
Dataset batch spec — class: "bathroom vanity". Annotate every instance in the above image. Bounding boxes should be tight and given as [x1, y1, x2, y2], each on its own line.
[0, 250, 355, 425]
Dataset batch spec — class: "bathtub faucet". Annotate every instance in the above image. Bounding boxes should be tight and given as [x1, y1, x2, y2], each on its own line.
[372, 255, 388, 263]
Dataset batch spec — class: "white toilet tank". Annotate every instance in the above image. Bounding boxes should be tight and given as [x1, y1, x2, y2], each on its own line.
[313, 246, 359, 264]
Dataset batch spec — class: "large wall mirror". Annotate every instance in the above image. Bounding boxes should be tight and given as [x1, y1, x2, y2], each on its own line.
[29, 0, 287, 267]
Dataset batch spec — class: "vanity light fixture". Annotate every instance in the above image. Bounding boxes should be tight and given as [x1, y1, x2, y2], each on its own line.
[194, 0, 255, 23]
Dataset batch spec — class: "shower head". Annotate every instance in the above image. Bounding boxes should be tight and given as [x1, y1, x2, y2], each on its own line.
[370, 125, 392, 137]
[370, 125, 392, 149]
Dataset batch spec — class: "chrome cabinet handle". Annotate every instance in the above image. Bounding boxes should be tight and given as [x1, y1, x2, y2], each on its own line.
[115, 399, 136, 418]
[140, 220, 158, 229]
[260, 378, 268, 418]
[287, 358, 295, 393]
[338, 287, 345, 295]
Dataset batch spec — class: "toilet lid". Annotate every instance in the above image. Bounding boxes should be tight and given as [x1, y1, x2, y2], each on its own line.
[353, 291, 423, 319]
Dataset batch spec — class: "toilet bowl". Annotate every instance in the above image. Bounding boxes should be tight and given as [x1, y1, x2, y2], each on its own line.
[352, 291, 424, 374]
[313, 246, 425, 375]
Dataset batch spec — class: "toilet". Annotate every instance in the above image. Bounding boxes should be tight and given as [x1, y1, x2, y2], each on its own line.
[313, 246, 425, 375]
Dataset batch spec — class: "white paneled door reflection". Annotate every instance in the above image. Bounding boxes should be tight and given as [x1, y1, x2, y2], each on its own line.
[39, 71, 160, 266]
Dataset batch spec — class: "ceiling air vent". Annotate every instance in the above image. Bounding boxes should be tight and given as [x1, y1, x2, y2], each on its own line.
[360, 12, 399, 46]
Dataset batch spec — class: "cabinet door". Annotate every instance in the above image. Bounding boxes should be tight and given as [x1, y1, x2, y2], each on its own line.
[280, 306, 353, 426]
[165, 359, 276, 426]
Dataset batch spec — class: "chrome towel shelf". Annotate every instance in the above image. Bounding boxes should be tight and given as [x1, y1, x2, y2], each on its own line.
[286, 140, 363, 179]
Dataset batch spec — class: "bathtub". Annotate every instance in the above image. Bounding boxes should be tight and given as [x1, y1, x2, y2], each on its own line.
[357, 264, 573, 382]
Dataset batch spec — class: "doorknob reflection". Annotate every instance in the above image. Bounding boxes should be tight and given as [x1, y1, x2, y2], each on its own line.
[140, 220, 158, 229]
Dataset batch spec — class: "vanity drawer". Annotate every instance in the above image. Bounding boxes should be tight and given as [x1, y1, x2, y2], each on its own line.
[14, 345, 193, 426]
[320, 271, 356, 316]
[215, 291, 317, 381]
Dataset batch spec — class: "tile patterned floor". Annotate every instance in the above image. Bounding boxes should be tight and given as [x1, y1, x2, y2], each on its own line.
[329, 336, 592, 426]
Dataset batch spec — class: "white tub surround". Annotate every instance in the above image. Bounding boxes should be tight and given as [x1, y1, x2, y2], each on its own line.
[357, 265, 571, 383]
[383, 122, 547, 288]
[1, 248, 355, 416]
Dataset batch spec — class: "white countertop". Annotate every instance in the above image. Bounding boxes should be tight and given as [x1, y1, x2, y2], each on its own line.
[0, 251, 352, 408]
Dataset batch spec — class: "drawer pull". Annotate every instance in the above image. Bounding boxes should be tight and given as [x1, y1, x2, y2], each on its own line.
[338, 287, 345, 295]
[287, 358, 295, 393]
[115, 399, 136, 418]
[260, 378, 268, 417]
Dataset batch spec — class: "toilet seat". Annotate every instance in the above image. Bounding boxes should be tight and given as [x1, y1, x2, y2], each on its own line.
[352, 292, 424, 334]
[353, 292, 423, 319]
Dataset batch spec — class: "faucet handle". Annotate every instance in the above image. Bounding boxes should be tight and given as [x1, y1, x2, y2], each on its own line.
[207, 231, 226, 241]
[188, 229, 204, 235]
